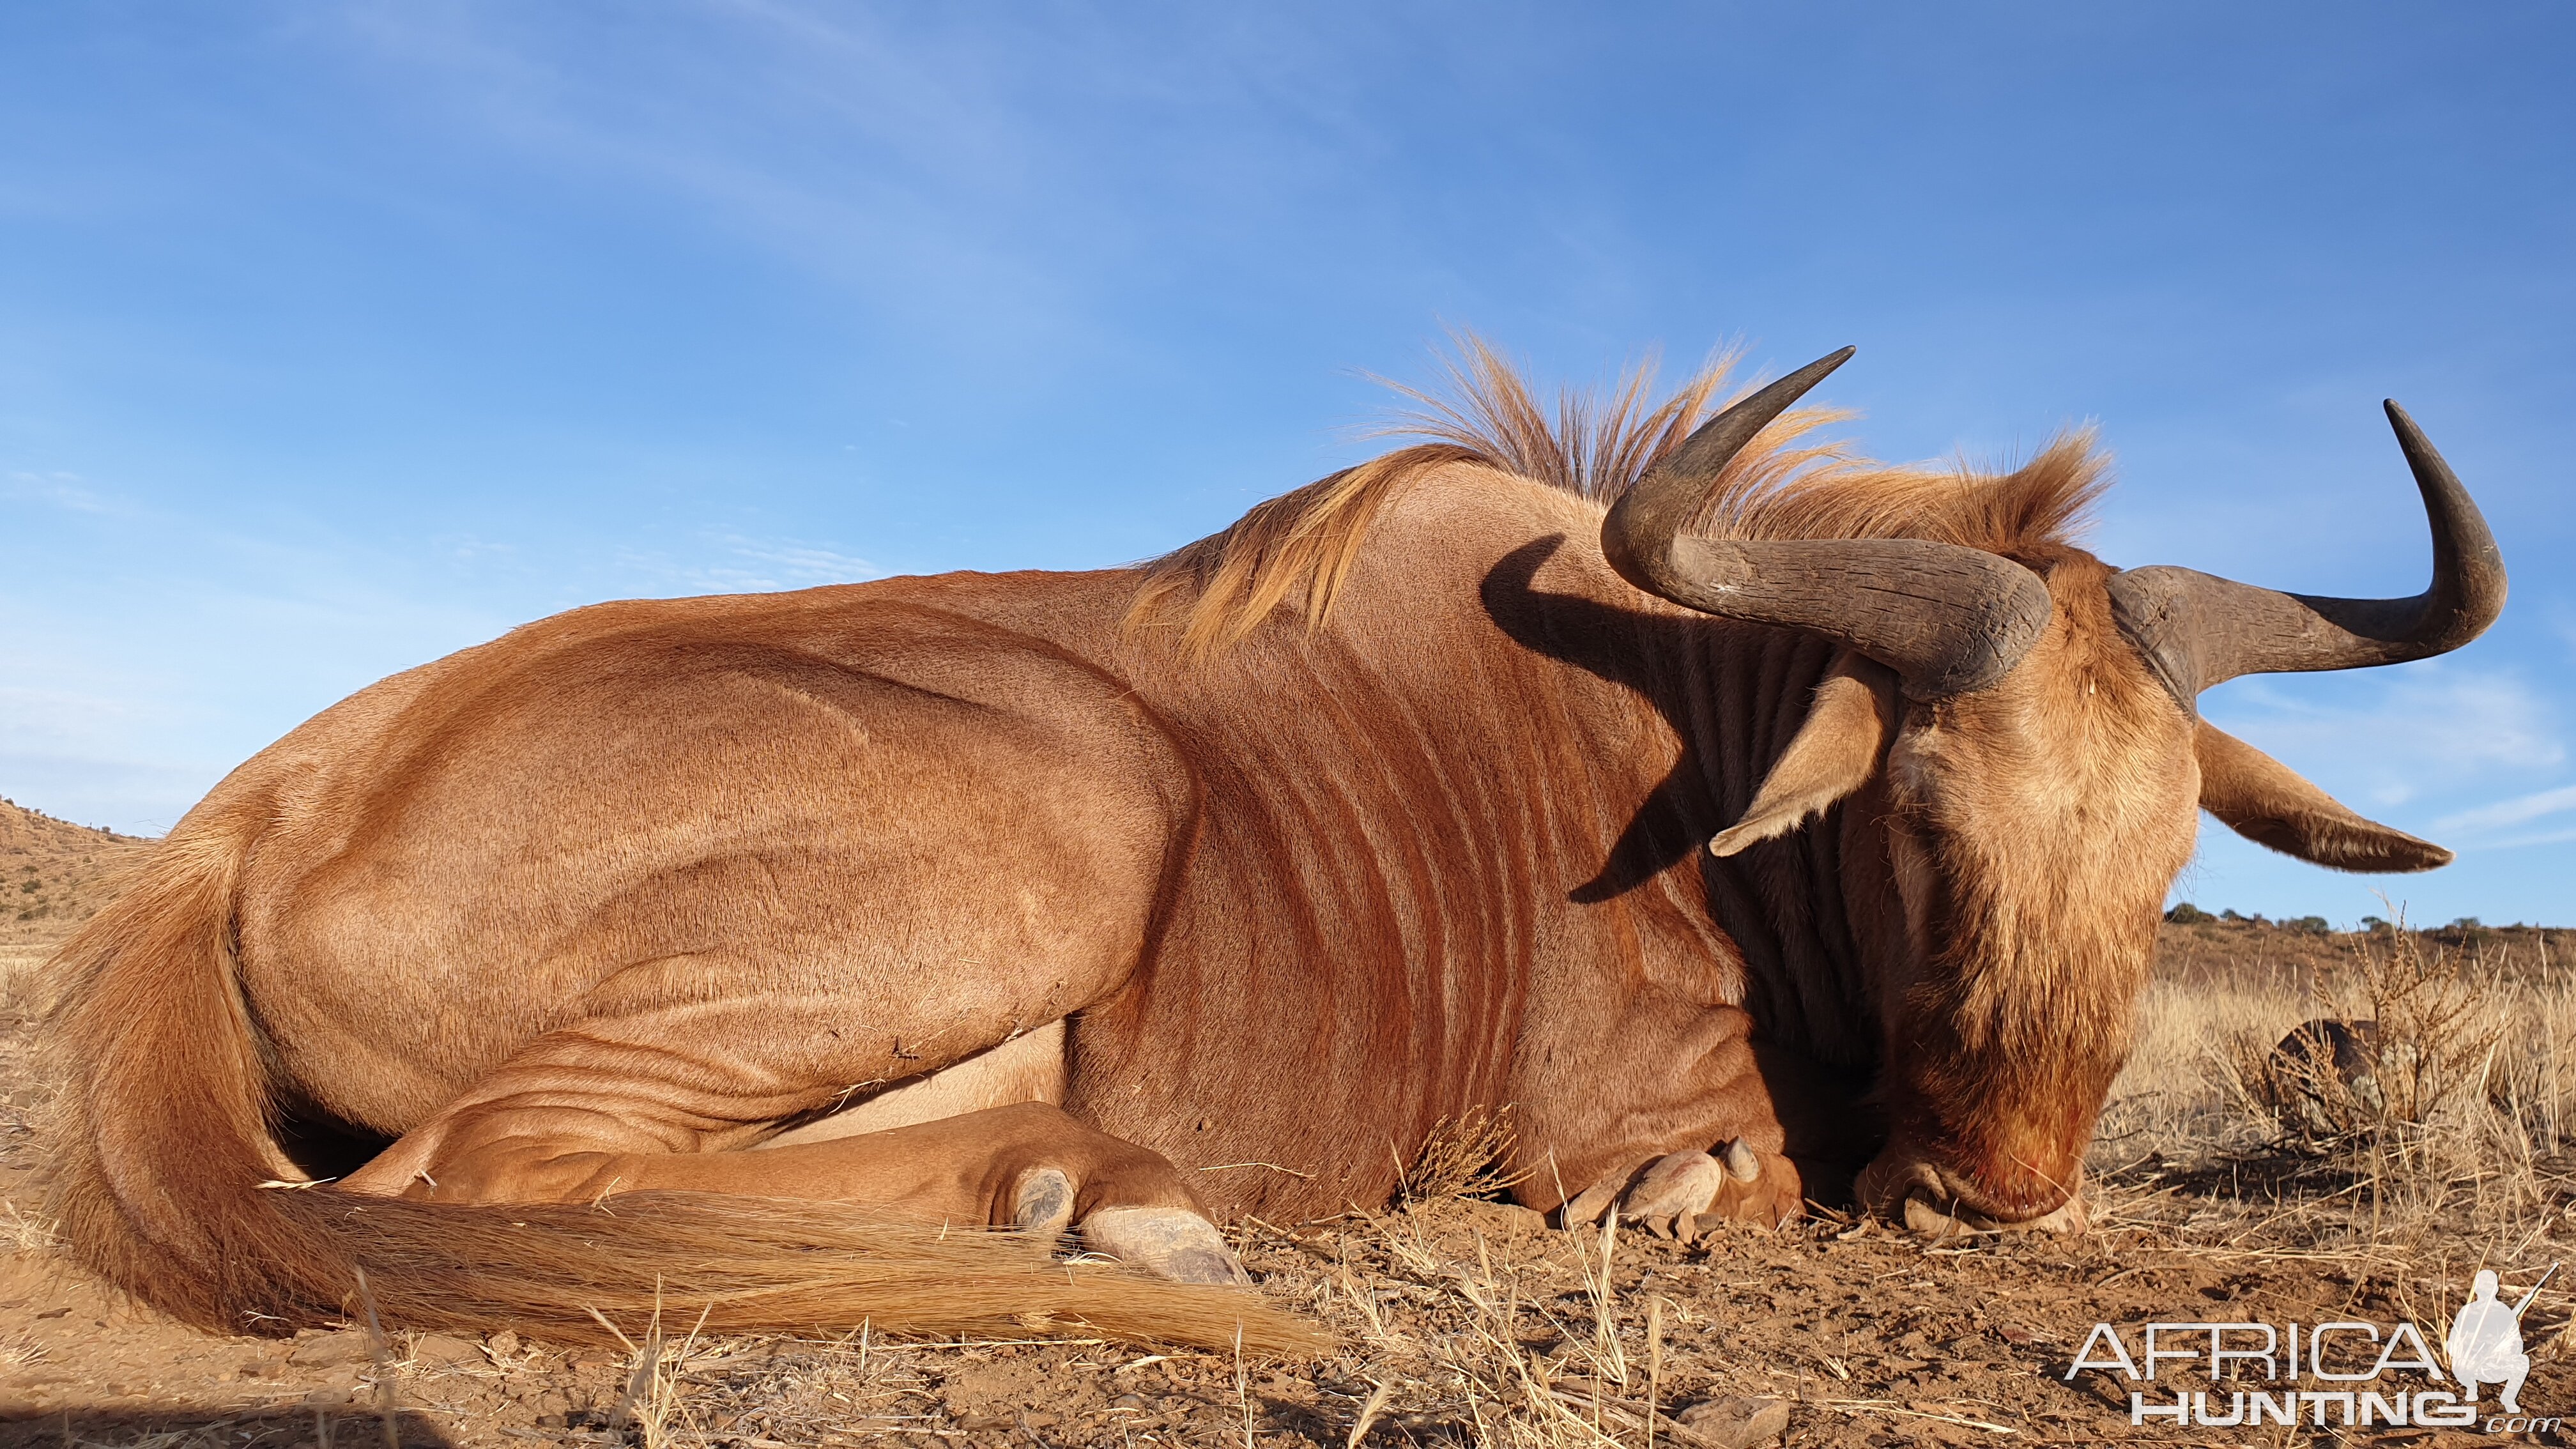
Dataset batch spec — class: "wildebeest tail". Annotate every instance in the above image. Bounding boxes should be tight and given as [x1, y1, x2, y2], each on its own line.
[45, 801, 1321, 1354]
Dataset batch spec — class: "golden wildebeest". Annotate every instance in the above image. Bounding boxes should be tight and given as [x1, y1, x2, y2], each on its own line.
[48, 346, 2503, 1347]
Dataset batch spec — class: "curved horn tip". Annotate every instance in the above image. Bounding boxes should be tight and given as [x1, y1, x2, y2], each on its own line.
[1602, 344, 1862, 590]
[2112, 397, 2506, 699]
[2380, 395, 2507, 592]
[1793, 350, 1855, 389]
[2383, 398, 2426, 443]
[2380, 399, 2457, 477]
[1695, 346, 1858, 430]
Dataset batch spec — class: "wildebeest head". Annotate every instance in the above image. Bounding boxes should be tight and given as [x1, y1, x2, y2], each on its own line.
[1601, 350, 2507, 1229]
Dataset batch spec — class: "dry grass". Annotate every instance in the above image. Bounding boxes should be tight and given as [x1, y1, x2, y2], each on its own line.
[12, 919, 2576, 1446]
[1398, 1107, 1531, 1207]
[2082, 917, 2576, 1396]
[1, 942, 60, 1019]
[4, 1195, 58, 1252]
[2099, 919, 2576, 1255]
[1220, 917, 2576, 1445]
[590, 1292, 715, 1449]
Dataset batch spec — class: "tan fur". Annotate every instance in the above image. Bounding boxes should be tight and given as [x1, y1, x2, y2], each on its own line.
[759, 1021, 1069, 1148]
[1710, 653, 1897, 858]
[2195, 721, 2451, 872]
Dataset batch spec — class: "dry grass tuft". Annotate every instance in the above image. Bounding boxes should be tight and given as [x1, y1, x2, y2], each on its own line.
[1399, 1106, 1530, 1206]
[2096, 914, 2576, 1312]
[4, 1195, 57, 1253]
[0, 944, 59, 1019]
[592, 1291, 714, 1449]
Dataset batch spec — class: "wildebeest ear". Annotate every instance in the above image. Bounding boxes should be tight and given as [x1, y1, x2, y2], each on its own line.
[1710, 653, 1897, 858]
[2195, 720, 2453, 873]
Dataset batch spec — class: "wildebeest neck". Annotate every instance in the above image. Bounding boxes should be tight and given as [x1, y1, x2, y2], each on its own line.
[1478, 535, 1899, 1110]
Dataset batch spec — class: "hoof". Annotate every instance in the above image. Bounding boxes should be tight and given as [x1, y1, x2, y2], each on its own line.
[1901, 1193, 1965, 1236]
[1079, 1206, 1250, 1285]
[1561, 1158, 1652, 1227]
[1692, 1141, 1802, 1232]
[1012, 1166, 1076, 1239]
[1721, 1137, 1761, 1182]
[1622, 1150, 1726, 1228]
[1566, 1143, 1800, 1235]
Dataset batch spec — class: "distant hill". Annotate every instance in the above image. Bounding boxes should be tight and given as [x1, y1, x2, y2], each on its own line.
[2158, 908, 2572, 988]
[0, 795, 155, 947]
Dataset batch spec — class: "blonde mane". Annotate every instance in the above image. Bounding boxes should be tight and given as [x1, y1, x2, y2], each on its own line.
[1130, 337, 2107, 654]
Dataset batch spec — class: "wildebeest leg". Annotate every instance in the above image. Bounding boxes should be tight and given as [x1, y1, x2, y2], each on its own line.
[337, 1022, 1248, 1284]
[1515, 999, 1805, 1232]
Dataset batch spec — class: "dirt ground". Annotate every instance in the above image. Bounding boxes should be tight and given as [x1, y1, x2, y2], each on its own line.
[4, 797, 2573, 1447]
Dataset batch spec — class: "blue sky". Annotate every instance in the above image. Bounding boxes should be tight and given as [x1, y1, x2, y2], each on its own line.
[2, 3, 2569, 925]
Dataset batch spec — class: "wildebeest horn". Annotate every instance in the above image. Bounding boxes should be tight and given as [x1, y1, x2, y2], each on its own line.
[1600, 348, 2056, 700]
[2106, 402, 2507, 703]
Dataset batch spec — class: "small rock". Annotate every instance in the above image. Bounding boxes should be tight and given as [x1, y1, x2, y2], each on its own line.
[534, 1413, 566, 1429]
[288, 1330, 376, 1368]
[486, 1330, 521, 1358]
[1109, 1394, 1147, 1411]
[409, 1333, 481, 1366]
[1675, 1395, 1791, 1449]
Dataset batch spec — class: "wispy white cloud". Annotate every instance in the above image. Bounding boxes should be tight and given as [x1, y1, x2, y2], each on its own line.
[613, 533, 882, 595]
[431, 532, 521, 565]
[315, 0, 1428, 378]
[2469, 826, 2576, 852]
[0, 682, 155, 749]
[2435, 783, 2576, 836]
[2205, 667, 2564, 810]
[0, 670, 216, 835]
[323, 3, 1092, 349]
[702, 535, 882, 590]
[2, 469, 119, 514]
